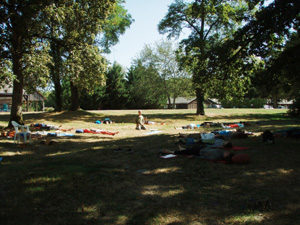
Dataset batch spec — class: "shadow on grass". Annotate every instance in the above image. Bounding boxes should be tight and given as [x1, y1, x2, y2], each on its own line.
[1, 132, 300, 225]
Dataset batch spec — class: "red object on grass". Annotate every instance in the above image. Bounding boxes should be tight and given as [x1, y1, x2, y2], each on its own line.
[83, 129, 118, 136]
[230, 146, 249, 151]
[231, 153, 250, 164]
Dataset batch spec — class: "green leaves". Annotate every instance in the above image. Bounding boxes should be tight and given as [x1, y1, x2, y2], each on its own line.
[0, 59, 14, 87]
[158, 0, 262, 113]
[22, 41, 52, 93]
[64, 44, 107, 94]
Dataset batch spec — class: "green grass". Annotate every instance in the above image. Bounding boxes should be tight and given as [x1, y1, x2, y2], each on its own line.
[0, 109, 299, 225]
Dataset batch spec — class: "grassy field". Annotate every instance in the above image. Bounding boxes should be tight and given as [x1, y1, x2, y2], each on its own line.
[0, 109, 299, 225]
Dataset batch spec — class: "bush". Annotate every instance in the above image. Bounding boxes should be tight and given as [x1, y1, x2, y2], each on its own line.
[221, 98, 266, 108]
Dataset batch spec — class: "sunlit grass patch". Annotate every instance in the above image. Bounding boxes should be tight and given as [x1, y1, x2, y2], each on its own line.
[25, 186, 45, 193]
[141, 166, 181, 175]
[25, 176, 62, 184]
[225, 213, 267, 224]
[142, 185, 185, 198]
[0, 151, 33, 156]
[46, 151, 73, 157]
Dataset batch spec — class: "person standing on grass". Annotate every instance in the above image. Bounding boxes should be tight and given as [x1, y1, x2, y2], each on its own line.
[136, 110, 146, 130]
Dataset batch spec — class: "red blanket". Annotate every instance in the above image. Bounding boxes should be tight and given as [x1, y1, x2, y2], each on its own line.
[83, 129, 118, 136]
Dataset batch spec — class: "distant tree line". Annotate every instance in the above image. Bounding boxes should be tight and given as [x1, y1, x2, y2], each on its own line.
[45, 40, 194, 110]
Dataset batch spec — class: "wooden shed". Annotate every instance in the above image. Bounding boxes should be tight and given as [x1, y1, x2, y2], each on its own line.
[0, 86, 45, 112]
[167, 97, 221, 109]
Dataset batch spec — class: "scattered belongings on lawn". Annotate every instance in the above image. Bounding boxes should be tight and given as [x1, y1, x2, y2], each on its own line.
[47, 132, 74, 137]
[160, 154, 177, 159]
[213, 129, 253, 139]
[31, 123, 73, 132]
[221, 123, 245, 129]
[95, 118, 113, 124]
[160, 132, 250, 164]
[144, 117, 166, 125]
[76, 128, 118, 136]
[175, 124, 199, 130]
[31, 123, 61, 131]
[175, 121, 250, 130]
[103, 118, 113, 124]
[11, 121, 32, 144]
[144, 129, 162, 135]
[201, 133, 215, 144]
[201, 122, 220, 127]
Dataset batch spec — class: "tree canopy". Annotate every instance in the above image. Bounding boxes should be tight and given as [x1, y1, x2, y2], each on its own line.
[0, 0, 132, 125]
[159, 0, 258, 115]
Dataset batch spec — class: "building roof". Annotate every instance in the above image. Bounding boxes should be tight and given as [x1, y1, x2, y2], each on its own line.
[266, 99, 294, 105]
[171, 97, 196, 104]
[168, 97, 221, 105]
[278, 99, 293, 105]
[0, 85, 45, 101]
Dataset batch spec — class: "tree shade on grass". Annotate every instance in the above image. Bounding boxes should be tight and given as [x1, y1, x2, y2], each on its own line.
[0, 109, 299, 225]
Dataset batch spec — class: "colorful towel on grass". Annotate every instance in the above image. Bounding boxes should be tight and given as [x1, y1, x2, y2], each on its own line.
[83, 129, 118, 136]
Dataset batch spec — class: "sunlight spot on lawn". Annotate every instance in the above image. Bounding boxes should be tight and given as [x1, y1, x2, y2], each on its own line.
[219, 184, 231, 190]
[152, 211, 184, 225]
[116, 215, 128, 224]
[25, 176, 62, 184]
[25, 186, 45, 193]
[245, 168, 294, 177]
[277, 168, 293, 174]
[226, 213, 267, 223]
[0, 151, 33, 156]
[46, 151, 72, 157]
[141, 167, 181, 175]
[77, 204, 99, 219]
[142, 185, 185, 197]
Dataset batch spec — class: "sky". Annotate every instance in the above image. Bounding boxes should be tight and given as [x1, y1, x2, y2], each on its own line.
[105, 0, 177, 70]
[105, 0, 273, 70]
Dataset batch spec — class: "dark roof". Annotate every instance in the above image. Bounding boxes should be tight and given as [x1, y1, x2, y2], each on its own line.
[170, 97, 196, 104]
[0, 86, 45, 101]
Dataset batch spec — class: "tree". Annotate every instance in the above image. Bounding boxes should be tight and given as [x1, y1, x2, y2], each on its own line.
[64, 44, 107, 111]
[159, 0, 259, 115]
[147, 40, 193, 108]
[43, 0, 132, 111]
[1, 1, 54, 125]
[0, 59, 14, 87]
[103, 62, 128, 109]
[212, 0, 299, 110]
[126, 60, 166, 109]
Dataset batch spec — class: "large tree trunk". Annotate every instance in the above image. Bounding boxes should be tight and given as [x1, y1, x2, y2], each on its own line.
[9, 41, 24, 127]
[50, 41, 63, 111]
[195, 88, 205, 115]
[167, 96, 172, 109]
[272, 93, 278, 108]
[70, 81, 80, 111]
[172, 97, 176, 109]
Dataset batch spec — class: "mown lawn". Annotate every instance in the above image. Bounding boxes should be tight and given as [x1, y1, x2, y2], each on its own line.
[0, 109, 299, 225]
